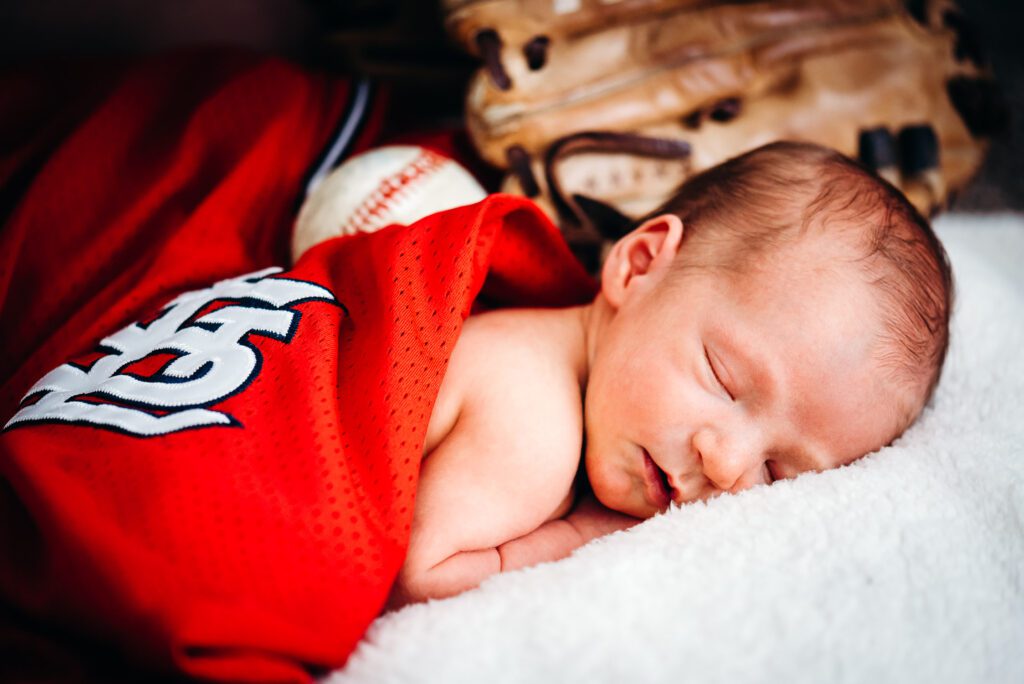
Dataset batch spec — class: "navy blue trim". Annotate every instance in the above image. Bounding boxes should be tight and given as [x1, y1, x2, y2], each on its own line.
[299, 77, 376, 203]
[3, 414, 244, 436]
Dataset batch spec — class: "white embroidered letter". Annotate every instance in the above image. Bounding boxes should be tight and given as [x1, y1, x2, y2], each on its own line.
[5, 268, 337, 436]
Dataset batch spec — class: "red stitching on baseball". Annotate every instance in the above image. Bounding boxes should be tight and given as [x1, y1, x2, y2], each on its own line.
[346, 150, 447, 234]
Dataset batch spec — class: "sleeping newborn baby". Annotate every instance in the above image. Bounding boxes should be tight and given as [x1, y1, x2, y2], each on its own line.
[391, 141, 952, 606]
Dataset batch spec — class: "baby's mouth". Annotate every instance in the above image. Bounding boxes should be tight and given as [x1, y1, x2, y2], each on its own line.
[641, 448, 674, 509]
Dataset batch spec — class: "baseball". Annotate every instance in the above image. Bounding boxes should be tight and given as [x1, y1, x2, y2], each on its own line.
[292, 145, 488, 263]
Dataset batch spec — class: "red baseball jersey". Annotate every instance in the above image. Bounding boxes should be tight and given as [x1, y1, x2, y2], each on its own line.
[0, 51, 596, 684]
[0, 196, 595, 683]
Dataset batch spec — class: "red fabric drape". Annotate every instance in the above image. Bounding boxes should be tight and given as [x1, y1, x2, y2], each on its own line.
[0, 53, 595, 682]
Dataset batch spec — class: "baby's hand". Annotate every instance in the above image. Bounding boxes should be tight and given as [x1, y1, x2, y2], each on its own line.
[486, 491, 640, 574]
[564, 491, 641, 541]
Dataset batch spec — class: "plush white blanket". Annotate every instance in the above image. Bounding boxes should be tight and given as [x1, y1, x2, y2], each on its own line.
[327, 213, 1024, 684]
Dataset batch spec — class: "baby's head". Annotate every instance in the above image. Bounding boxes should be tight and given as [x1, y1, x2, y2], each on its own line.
[582, 141, 952, 518]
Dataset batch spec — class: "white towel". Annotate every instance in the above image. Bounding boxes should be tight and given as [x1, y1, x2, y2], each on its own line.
[327, 213, 1024, 684]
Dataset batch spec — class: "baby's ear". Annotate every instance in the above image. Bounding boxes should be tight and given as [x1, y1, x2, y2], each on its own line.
[601, 214, 684, 308]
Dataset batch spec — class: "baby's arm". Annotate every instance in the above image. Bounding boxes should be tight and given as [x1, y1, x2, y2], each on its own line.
[391, 474, 636, 608]
[390, 417, 576, 607]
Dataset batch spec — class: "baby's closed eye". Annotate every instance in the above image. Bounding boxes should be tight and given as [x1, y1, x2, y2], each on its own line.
[703, 345, 734, 400]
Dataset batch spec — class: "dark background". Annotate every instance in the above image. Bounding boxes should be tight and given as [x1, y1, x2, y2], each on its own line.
[0, 0, 1020, 209]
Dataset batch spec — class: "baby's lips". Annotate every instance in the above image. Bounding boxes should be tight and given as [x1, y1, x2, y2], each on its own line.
[662, 469, 683, 506]
[641, 448, 672, 510]
[654, 450, 686, 505]
[667, 481, 682, 506]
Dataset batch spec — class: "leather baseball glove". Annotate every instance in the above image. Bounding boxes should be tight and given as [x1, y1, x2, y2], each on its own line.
[443, 0, 1007, 263]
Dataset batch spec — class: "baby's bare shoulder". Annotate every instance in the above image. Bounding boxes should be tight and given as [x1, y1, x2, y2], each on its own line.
[460, 308, 577, 375]
[424, 307, 583, 484]
[471, 309, 579, 425]
[458, 308, 582, 413]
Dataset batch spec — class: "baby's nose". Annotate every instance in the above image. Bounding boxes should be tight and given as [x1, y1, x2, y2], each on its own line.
[693, 427, 765, 493]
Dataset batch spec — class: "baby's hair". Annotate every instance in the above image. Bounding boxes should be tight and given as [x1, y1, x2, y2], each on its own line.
[648, 141, 952, 423]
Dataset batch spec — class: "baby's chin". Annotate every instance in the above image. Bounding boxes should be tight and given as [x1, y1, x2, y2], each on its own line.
[597, 493, 657, 520]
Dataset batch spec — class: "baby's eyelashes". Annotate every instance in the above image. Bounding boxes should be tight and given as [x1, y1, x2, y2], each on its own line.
[703, 345, 735, 401]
